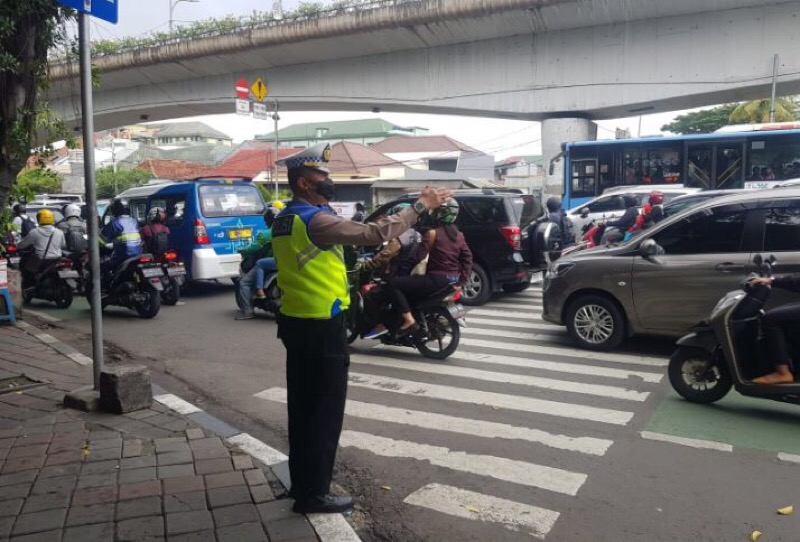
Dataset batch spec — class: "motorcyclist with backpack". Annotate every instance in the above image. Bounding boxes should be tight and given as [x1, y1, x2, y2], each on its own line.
[17, 209, 67, 284]
[546, 196, 575, 245]
[140, 207, 170, 257]
[57, 204, 88, 253]
[600, 195, 640, 244]
[11, 203, 36, 241]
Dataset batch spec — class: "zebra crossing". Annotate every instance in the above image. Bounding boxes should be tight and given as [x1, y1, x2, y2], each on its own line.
[253, 285, 666, 539]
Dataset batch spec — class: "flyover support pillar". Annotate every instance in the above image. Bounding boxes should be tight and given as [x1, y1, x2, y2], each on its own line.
[542, 117, 597, 197]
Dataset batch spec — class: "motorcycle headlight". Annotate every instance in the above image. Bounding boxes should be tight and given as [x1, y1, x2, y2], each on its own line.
[546, 262, 575, 279]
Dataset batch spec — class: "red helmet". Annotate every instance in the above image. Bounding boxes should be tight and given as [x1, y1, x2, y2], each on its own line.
[649, 191, 664, 205]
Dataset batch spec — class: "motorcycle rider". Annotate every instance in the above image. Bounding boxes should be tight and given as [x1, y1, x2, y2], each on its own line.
[234, 203, 281, 320]
[11, 203, 36, 240]
[600, 195, 639, 244]
[641, 190, 665, 229]
[140, 207, 170, 257]
[100, 198, 143, 275]
[546, 196, 575, 245]
[748, 274, 800, 384]
[57, 203, 88, 254]
[17, 209, 67, 283]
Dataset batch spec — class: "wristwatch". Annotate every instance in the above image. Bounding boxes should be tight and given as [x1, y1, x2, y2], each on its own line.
[413, 200, 427, 215]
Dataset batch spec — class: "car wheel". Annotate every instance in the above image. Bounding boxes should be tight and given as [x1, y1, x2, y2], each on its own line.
[566, 294, 626, 350]
[462, 263, 491, 306]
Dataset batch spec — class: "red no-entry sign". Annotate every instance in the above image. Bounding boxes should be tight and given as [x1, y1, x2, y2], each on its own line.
[235, 78, 250, 99]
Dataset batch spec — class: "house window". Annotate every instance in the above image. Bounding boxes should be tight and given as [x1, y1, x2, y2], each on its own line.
[429, 159, 458, 172]
[316, 128, 329, 138]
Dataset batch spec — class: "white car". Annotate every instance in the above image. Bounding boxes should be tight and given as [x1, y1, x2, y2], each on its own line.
[567, 185, 700, 233]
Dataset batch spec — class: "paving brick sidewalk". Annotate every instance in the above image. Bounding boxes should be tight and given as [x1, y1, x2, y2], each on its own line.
[0, 324, 318, 542]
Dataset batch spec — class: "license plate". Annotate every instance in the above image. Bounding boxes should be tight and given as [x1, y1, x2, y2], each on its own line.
[167, 267, 186, 277]
[58, 270, 79, 279]
[141, 267, 163, 278]
[9, 257, 20, 265]
[228, 229, 252, 240]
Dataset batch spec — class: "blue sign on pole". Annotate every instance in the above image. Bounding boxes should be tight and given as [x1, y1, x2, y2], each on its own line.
[56, 0, 118, 24]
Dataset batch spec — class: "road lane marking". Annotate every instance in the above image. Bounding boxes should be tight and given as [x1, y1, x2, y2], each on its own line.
[351, 354, 649, 401]
[404, 483, 559, 539]
[484, 302, 544, 311]
[347, 373, 634, 425]
[469, 308, 543, 320]
[459, 337, 669, 367]
[373, 345, 663, 383]
[466, 317, 560, 331]
[226, 433, 288, 465]
[640, 431, 733, 452]
[340, 431, 587, 496]
[153, 393, 202, 415]
[464, 326, 569, 342]
[778, 452, 800, 464]
[256, 387, 612, 456]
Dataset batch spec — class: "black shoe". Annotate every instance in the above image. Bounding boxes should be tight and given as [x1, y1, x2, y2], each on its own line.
[293, 494, 354, 514]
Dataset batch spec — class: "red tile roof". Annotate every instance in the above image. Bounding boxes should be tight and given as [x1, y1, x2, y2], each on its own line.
[136, 159, 207, 179]
[371, 135, 478, 154]
[202, 147, 301, 178]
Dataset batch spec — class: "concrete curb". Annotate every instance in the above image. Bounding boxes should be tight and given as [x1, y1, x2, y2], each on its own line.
[16, 318, 362, 542]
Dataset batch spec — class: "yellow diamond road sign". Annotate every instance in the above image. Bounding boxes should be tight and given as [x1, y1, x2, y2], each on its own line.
[251, 77, 268, 102]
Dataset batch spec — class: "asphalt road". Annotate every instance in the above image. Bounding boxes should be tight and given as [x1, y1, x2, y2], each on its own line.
[28, 282, 800, 542]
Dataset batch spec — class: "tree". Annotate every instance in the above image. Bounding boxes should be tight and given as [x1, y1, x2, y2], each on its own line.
[729, 97, 798, 124]
[0, 1, 72, 207]
[17, 167, 61, 194]
[95, 168, 154, 199]
[661, 104, 738, 134]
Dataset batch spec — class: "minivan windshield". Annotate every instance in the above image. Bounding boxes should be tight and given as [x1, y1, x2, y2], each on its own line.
[199, 184, 265, 218]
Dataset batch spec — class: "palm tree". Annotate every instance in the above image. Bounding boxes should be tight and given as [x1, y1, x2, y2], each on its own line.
[729, 97, 798, 123]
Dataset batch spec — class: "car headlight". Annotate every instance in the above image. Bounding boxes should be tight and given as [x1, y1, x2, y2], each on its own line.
[546, 262, 575, 279]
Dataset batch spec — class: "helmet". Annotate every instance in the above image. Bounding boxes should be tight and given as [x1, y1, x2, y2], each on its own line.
[546, 196, 561, 213]
[389, 202, 411, 215]
[270, 200, 286, 210]
[649, 191, 664, 205]
[147, 207, 166, 224]
[12, 203, 26, 215]
[110, 198, 130, 217]
[37, 209, 54, 226]
[64, 203, 82, 219]
[623, 195, 638, 208]
[431, 198, 460, 225]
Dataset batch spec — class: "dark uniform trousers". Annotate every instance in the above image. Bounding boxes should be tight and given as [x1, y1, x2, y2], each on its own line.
[277, 312, 349, 499]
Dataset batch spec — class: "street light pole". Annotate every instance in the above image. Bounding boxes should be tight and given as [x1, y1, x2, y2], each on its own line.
[169, 0, 199, 32]
[272, 100, 280, 199]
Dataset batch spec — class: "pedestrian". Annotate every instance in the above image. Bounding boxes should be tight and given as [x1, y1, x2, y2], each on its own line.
[272, 143, 450, 514]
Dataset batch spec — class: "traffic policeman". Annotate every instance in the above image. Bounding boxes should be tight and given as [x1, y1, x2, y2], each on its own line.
[272, 143, 451, 514]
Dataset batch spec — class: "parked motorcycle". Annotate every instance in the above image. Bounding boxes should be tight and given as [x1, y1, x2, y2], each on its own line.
[20, 254, 78, 309]
[668, 253, 800, 405]
[3, 242, 21, 270]
[86, 254, 163, 318]
[232, 267, 281, 316]
[158, 250, 186, 306]
[345, 267, 466, 360]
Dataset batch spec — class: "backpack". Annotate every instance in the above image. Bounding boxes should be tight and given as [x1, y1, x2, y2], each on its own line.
[559, 213, 576, 245]
[149, 231, 170, 257]
[20, 217, 35, 237]
[65, 225, 88, 253]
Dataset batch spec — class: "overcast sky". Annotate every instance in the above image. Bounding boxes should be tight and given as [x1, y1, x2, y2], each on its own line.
[84, 0, 693, 158]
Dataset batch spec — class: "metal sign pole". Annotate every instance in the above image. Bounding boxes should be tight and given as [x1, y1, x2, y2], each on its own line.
[273, 99, 280, 199]
[770, 53, 780, 123]
[79, 13, 105, 389]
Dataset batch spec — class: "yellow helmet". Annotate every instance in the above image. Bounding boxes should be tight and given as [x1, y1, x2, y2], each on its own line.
[37, 209, 54, 226]
[271, 200, 286, 210]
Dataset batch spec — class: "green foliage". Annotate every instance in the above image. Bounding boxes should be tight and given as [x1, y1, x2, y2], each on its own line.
[17, 167, 61, 194]
[296, 2, 325, 16]
[729, 97, 798, 124]
[95, 168, 154, 199]
[258, 185, 292, 203]
[661, 104, 738, 134]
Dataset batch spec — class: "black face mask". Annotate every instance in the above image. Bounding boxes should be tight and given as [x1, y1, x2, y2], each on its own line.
[315, 178, 336, 201]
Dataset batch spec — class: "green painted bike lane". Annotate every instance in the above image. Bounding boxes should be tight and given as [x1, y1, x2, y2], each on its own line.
[648, 391, 800, 456]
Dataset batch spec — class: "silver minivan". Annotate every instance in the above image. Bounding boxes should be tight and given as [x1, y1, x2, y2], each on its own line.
[543, 187, 800, 350]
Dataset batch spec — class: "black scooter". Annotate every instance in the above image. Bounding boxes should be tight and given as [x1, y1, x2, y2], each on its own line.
[669, 255, 800, 405]
[86, 254, 164, 319]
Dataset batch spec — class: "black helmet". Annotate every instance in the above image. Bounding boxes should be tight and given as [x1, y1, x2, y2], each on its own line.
[12, 203, 26, 215]
[110, 198, 131, 217]
[546, 196, 561, 213]
[623, 194, 638, 208]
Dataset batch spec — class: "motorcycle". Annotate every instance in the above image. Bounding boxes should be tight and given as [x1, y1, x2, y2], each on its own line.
[345, 266, 466, 360]
[86, 254, 164, 319]
[158, 250, 186, 306]
[232, 267, 281, 316]
[668, 254, 800, 405]
[559, 220, 607, 258]
[3, 242, 21, 270]
[20, 254, 78, 309]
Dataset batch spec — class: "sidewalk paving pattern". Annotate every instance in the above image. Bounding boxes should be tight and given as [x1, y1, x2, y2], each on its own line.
[0, 324, 320, 542]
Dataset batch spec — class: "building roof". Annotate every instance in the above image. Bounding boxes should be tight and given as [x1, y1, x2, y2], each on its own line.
[124, 144, 234, 165]
[371, 135, 479, 154]
[496, 155, 544, 167]
[202, 147, 302, 178]
[328, 141, 401, 177]
[136, 159, 207, 179]
[256, 118, 424, 142]
[152, 121, 232, 141]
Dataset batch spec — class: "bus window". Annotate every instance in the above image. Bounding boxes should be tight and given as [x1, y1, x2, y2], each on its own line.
[747, 136, 800, 183]
[715, 144, 744, 189]
[687, 145, 713, 189]
[570, 160, 596, 198]
[644, 146, 681, 184]
[623, 147, 641, 185]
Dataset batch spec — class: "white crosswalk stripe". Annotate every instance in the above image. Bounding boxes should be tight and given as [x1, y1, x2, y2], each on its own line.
[254, 290, 665, 539]
[339, 431, 588, 496]
[256, 387, 613, 456]
[348, 373, 634, 425]
[405, 484, 559, 540]
[351, 354, 649, 401]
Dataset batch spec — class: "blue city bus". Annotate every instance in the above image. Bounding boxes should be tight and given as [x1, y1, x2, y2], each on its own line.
[558, 126, 800, 210]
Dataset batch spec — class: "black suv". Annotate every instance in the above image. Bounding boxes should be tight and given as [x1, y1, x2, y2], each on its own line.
[367, 189, 545, 305]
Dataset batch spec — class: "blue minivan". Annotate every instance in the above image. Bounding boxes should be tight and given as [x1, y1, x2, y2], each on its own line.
[113, 179, 267, 281]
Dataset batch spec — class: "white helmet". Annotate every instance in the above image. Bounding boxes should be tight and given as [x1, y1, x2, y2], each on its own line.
[64, 203, 82, 219]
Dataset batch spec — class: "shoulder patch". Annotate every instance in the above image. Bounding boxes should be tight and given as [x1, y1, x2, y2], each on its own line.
[273, 214, 294, 237]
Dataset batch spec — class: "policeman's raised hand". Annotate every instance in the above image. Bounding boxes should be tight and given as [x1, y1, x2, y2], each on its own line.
[418, 187, 453, 210]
